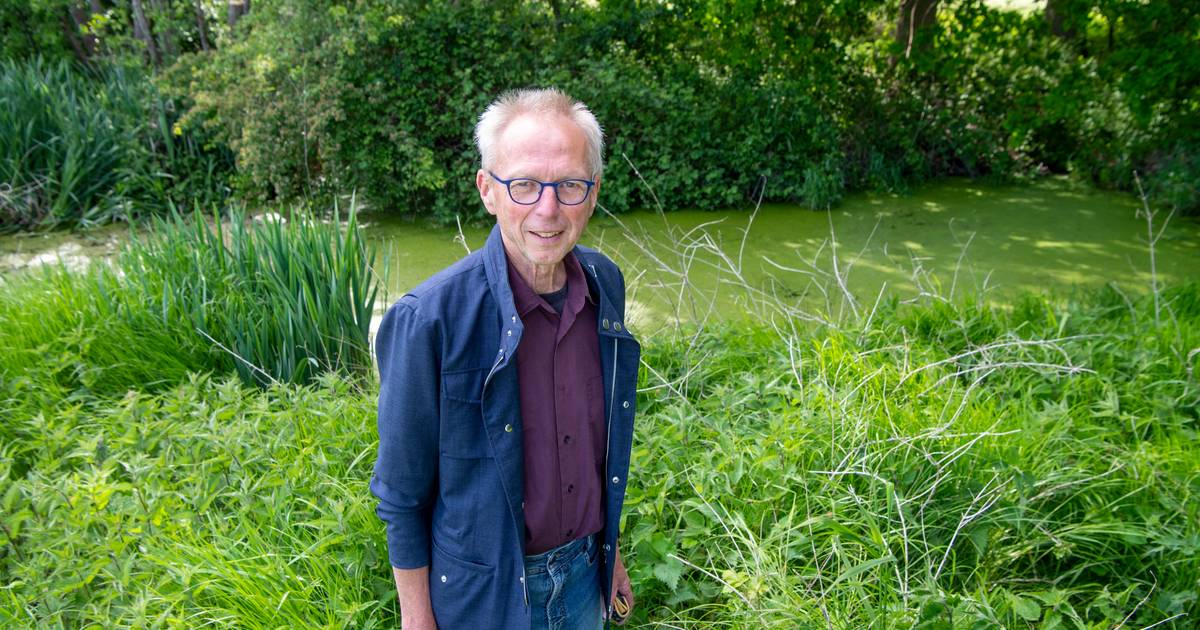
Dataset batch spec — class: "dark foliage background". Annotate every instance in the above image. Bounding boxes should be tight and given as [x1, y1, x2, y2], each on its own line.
[2, 0, 1197, 228]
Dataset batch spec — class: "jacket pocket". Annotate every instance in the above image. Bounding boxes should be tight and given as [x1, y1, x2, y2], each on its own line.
[440, 367, 492, 458]
[429, 541, 496, 628]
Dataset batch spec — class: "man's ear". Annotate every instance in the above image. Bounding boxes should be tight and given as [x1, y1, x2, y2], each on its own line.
[476, 169, 498, 216]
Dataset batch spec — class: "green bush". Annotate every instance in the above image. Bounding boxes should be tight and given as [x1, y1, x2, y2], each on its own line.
[173, 0, 875, 218]
[169, 0, 1197, 219]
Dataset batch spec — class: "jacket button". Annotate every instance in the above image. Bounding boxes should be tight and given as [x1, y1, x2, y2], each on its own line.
[614, 322, 623, 332]
[507, 329, 513, 337]
[441, 575, 447, 583]
[612, 476, 620, 484]
[505, 424, 513, 433]
[604, 544, 611, 551]
[602, 318, 610, 330]
[622, 400, 630, 409]
[511, 315, 517, 323]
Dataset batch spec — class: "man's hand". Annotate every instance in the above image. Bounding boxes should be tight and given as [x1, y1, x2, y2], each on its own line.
[393, 566, 436, 630]
[608, 546, 635, 625]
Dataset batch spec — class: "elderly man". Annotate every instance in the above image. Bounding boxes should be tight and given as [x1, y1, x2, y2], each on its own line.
[371, 88, 640, 629]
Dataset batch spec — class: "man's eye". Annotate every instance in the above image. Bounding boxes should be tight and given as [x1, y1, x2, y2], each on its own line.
[510, 180, 538, 192]
[560, 181, 583, 191]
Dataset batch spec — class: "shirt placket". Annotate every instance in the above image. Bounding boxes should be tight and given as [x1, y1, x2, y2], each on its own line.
[553, 309, 579, 544]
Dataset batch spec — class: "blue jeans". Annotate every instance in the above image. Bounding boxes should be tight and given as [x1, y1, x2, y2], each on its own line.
[524, 534, 604, 630]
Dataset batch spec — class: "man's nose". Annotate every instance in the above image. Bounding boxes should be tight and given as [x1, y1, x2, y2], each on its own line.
[532, 184, 561, 215]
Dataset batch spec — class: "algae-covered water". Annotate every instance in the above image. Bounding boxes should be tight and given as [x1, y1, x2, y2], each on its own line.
[3, 177, 1197, 330]
[363, 178, 1199, 329]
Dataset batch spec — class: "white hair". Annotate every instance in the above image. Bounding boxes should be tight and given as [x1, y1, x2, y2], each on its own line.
[475, 88, 604, 179]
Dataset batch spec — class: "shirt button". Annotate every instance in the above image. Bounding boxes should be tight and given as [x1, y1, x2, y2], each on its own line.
[566, 529, 573, 537]
[614, 322, 623, 332]
[504, 424, 513, 433]
[567, 484, 574, 493]
[511, 315, 517, 323]
[507, 329, 513, 337]
[622, 400, 630, 409]
[602, 318, 610, 330]
[563, 435, 571, 444]
[612, 476, 620, 484]
[604, 544, 611, 552]
[441, 575, 447, 583]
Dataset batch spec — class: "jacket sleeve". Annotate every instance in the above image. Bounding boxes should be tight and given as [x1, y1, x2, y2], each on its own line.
[370, 298, 440, 569]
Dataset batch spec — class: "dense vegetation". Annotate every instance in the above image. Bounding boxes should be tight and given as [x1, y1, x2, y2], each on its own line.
[1, 213, 1196, 626]
[2, 0, 1197, 232]
[0, 58, 229, 231]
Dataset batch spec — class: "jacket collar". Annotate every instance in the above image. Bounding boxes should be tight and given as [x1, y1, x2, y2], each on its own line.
[482, 224, 632, 348]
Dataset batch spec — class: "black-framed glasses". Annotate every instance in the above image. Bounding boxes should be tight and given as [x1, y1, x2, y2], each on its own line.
[488, 171, 595, 206]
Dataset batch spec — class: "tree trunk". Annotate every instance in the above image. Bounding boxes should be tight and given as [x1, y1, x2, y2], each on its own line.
[1045, 0, 1088, 56]
[130, 0, 161, 65]
[67, 4, 98, 58]
[61, 9, 92, 63]
[150, 0, 178, 59]
[194, 0, 210, 51]
[228, 0, 248, 28]
[896, 0, 939, 59]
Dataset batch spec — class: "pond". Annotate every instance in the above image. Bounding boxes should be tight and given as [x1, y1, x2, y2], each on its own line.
[363, 177, 1199, 330]
[3, 177, 1197, 332]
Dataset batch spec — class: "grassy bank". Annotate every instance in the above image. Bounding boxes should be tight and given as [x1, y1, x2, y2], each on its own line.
[2, 251, 1196, 626]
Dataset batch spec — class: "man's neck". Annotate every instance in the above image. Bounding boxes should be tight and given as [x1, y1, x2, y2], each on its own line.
[501, 244, 566, 293]
[520, 262, 566, 294]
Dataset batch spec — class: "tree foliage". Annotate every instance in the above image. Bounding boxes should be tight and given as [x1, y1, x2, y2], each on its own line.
[3, 0, 1198, 223]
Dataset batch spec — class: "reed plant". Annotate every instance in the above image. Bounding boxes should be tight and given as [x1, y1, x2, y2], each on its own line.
[118, 202, 379, 388]
[0, 58, 228, 232]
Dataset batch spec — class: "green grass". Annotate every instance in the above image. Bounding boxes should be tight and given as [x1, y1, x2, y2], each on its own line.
[1, 277, 1195, 627]
[0, 201, 378, 394]
[624, 284, 1198, 627]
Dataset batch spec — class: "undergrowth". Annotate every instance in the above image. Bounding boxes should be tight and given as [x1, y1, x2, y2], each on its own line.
[1, 278, 1195, 627]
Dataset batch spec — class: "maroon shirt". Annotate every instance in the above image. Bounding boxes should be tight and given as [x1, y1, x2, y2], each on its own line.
[506, 251, 606, 555]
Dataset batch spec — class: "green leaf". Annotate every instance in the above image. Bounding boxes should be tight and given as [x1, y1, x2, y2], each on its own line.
[653, 557, 685, 591]
[1010, 594, 1041, 622]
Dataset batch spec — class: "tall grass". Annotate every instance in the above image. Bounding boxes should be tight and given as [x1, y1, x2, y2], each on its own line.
[624, 285, 1198, 627]
[0, 201, 378, 408]
[1, 281, 1193, 627]
[0, 58, 229, 232]
[119, 202, 379, 388]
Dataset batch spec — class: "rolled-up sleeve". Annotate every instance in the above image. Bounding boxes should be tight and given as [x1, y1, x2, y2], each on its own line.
[370, 298, 440, 569]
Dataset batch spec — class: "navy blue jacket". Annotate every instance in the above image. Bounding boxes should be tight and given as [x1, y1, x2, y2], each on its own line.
[371, 225, 640, 628]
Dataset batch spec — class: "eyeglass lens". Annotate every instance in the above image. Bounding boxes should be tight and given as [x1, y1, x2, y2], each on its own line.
[508, 179, 589, 205]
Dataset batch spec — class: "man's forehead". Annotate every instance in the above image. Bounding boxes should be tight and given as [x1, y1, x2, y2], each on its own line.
[492, 113, 589, 171]
[499, 112, 581, 144]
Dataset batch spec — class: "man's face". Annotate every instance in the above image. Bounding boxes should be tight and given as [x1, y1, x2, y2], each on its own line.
[476, 114, 599, 280]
